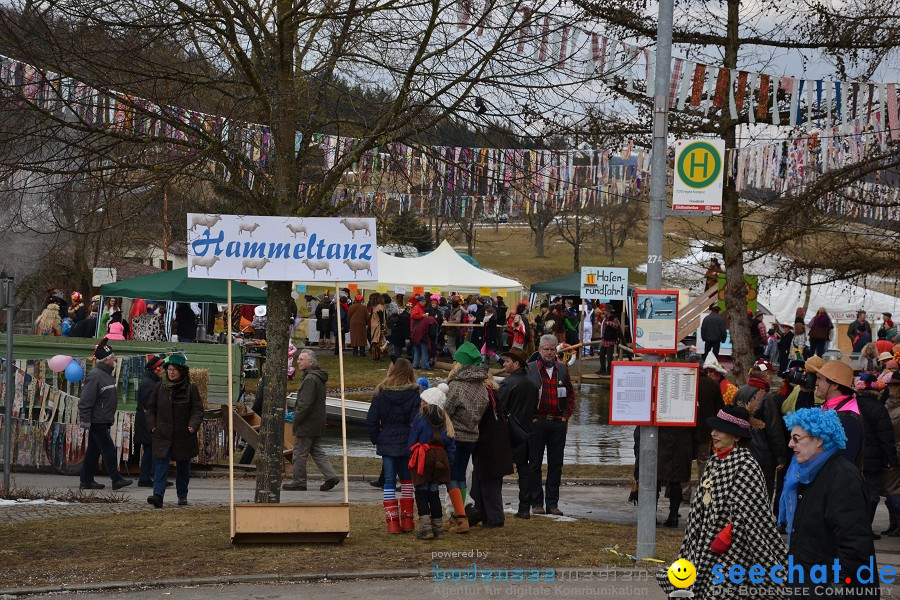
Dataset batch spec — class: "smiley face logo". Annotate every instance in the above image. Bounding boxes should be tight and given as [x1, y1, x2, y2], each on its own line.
[667, 558, 696, 589]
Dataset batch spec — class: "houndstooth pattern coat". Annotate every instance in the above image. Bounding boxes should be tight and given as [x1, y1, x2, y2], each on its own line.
[657, 447, 788, 598]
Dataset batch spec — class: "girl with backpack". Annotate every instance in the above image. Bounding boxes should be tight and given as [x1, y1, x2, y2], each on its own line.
[408, 386, 455, 540]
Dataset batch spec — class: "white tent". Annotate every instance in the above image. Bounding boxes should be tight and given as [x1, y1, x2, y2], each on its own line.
[650, 239, 900, 325]
[758, 278, 900, 325]
[347, 240, 523, 294]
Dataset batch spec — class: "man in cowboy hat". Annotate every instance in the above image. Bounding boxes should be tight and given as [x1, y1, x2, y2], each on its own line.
[498, 347, 539, 519]
[78, 338, 133, 490]
[814, 360, 864, 470]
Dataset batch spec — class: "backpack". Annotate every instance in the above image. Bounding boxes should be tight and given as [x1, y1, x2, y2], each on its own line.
[387, 312, 401, 331]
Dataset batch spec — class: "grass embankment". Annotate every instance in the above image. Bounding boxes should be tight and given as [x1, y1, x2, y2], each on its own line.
[0, 506, 681, 588]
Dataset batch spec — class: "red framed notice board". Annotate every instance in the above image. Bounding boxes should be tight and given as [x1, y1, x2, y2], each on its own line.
[633, 290, 680, 355]
[609, 361, 699, 426]
[608, 362, 655, 425]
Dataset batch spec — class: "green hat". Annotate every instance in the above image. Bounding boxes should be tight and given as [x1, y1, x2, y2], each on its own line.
[164, 353, 188, 368]
[453, 342, 483, 366]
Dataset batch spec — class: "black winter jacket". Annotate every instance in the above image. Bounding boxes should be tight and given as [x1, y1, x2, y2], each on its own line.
[857, 391, 897, 475]
[473, 393, 514, 481]
[366, 384, 421, 456]
[733, 385, 790, 470]
[788, 453, 880, 599]
[134, 371, 160, 446]
[78, 362, 118, 427]
[498, 367, 539, 464]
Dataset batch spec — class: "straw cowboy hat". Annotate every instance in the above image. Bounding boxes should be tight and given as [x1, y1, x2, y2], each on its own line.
[804, 355, 824, 374]
[880, 352, 895, 362]
[816, 360, 855, 390]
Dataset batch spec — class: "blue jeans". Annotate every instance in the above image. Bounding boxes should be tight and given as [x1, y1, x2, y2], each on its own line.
[153, 453, 191, 500]
[80, 423, 125, 486]
[449, 441, 475, 489]
[138, 442, 154, 483]
[382, 455, 410, 490]
[412, 343, 430, 368]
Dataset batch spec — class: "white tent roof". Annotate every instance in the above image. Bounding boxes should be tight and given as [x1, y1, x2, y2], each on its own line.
[759, 278, 900, 324]
[648, 239, 900, 324]
[347, 240, 523, 294]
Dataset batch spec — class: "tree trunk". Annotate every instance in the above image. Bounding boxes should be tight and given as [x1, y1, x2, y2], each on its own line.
[535, 220, 546, 257]
[254, 280, 292, 502]
[720, 0, 752, 382]
[802, 268, 813, 315]
[254, 4, 298, 503]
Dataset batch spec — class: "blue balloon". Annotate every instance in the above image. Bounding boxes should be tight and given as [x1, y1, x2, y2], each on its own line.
[64, 360, 84, 383]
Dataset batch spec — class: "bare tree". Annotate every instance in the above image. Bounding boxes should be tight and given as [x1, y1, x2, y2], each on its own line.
[0, 0, 599, 500]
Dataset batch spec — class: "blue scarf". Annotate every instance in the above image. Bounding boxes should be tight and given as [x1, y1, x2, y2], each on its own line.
[778, 448, 839, 545]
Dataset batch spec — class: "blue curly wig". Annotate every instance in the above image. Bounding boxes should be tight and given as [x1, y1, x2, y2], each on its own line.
[417, 377, 430, 391]
[783, 408, 847, 451]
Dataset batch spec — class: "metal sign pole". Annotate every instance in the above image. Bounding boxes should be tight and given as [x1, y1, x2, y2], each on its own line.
[3, 277, 13, 492]
[638, 0, 675, 560]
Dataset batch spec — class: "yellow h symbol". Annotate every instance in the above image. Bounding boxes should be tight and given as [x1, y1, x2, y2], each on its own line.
[687, 150, 710, 180]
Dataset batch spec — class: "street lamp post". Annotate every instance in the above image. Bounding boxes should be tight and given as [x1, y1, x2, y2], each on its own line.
[2, 275, 14, 492]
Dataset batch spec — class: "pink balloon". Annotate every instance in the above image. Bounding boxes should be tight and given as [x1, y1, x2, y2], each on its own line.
[49, 354, 74, 373]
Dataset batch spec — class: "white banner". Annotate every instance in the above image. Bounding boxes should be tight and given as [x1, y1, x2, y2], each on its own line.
[186, 214, 379, 282]
[580, 266, 628, 300]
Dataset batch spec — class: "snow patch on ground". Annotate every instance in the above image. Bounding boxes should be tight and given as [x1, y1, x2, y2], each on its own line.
[0, 498, 72, 506]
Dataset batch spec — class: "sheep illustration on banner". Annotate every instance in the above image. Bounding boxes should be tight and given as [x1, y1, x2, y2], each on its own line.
[186, 214, 379, 282]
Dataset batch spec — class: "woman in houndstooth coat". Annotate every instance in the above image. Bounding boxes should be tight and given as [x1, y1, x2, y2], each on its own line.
[658, 405, 787, 598]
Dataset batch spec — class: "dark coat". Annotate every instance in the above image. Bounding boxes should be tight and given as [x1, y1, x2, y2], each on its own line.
[78, 362, 118, 426]
[700, 312, 728, 343]
[146, 377, 204, 461]
[788, 453, 880, 598]
[134, 371, 160, 446]
[69, 317, 97, 338]
[734, 385, 790, 471]
[293, 365, 329, 437]
[388, 311, 411, 346]
[498, 367, 539, 464]
[315, 300, 334, 334]
[657, 426, 696, 482]
[696, 374, 725, 458]
[857, 391, 897, 475]
[473, 393, 514, 481]
[366, 384, 421, 456]
[407, 414, 454, 485]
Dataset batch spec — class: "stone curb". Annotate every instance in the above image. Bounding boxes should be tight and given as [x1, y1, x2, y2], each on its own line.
[0, 569, 428, 597]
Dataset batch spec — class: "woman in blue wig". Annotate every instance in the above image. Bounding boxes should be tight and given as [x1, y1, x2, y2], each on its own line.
[781, 408, 879, 599]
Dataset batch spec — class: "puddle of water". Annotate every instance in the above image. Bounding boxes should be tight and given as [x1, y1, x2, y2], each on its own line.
[321, 384, 635, 465]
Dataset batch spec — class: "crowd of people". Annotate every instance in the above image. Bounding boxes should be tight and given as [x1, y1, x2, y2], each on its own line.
[34, 288, 202, 343]
[280, 334, 574, 537]
[654, 338, 900, 597]
[307, 291, 623, 371]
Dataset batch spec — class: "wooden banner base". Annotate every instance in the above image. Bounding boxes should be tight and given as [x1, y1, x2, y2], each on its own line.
[232, 502, 350, 544]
